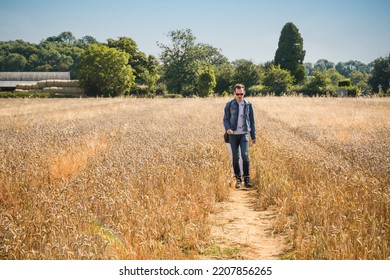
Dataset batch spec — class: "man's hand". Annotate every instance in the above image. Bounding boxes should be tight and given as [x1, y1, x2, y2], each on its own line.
[226, 129, 234, 134]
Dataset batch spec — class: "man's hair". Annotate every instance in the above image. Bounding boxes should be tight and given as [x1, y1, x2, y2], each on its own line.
[233, 83, 245, 91]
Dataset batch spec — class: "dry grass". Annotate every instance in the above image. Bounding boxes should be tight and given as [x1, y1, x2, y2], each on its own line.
[0, 98, 230, 259]
[252, 97, 390, 259]
[0, 97, 389, 260]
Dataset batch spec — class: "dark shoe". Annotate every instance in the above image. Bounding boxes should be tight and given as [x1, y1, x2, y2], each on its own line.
[244, 177, 254, 188]
[235, 176, 242, 189]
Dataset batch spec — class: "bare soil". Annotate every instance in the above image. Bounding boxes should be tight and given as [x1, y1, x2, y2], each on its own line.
[206, 188, 287, 260]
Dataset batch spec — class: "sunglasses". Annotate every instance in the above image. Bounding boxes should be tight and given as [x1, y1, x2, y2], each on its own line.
[235, 93, 244, 96]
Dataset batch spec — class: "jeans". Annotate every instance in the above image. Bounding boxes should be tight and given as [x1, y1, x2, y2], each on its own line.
[228, 133, 250, 178]
[226, 143, 243, 176]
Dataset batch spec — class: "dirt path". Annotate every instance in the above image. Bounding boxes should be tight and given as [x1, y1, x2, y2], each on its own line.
[207, 188, 287, 260]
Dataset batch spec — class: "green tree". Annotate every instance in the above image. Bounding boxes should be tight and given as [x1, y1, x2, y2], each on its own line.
[232, 59, 262, 90]
[45, 31, 76, 45]
[158, 29, 199, 94]
[314, 59, 335, 72]
[350, 70, 369, 86]
[295, 64, 306, 85]
[325, 68, 345, 86]
[369, 54, 390, 93]
[107, 37, 137, 54]
[335, 60, 371, 77]
[304, 68, 330, 95]
[0, 53, 27, 71]
[139, 55, 160, 92]
[27, 53, 39, 70]
[215, 62, 234, 94]
[0, 34, 88, 76]
[107, 37, 159, 89]
[77, 44, 135, 97]
[303, 62, 314, 76]
[0, 40, 39, 71]
[349, 70, 371, 94]
[196, 43, 229, 66]
[78, 35, 98, 45]
[263, 65, 293, 95]
[274, 22, 306, 84]
[158, 29, 228, 95]
[197, 65, 216, 97]
[36, 41, 75, 71]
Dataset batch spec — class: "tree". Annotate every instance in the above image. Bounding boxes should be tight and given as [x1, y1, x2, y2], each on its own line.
[197, 65, 216, 97]
[303, 62, 314, 76]
[0, 34, 89, 76]
[350, 70, 368, 85]
[369, 53, 390, 93]
[158, 29, 228, 95]
[107, 37, 159, 89]
[335, 60, 371, 77]
[351, 70, 371, 94]
[27, 53, 39, 70]
[196, 43, 229, 66]
[325, 68, 344, 86]
[304, 68, 330, 95]
[274, 22, 306, 84]
[232, 59, 262, 90]
[0, 53, 27, 71]
[158, 29, 199, 94]
[139, 55, 160, 92]
[45, 31, 76, 45]
[262, 65, 293, 95]
[314, 59, 335, 72]
[36, 41, 75, 71]
[77, 44, 135, 97]
[0, 40, 39, 71]
[215, 62, 234, 94]
[78, 35, 98, 45]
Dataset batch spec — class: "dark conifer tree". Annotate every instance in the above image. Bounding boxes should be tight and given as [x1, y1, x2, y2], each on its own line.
[274, 22, 306, 84]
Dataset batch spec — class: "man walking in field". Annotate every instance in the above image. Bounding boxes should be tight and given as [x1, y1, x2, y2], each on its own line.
[223, 84, 256, 189]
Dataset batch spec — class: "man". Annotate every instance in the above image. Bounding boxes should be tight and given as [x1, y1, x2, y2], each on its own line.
[223, 84, 256, 189]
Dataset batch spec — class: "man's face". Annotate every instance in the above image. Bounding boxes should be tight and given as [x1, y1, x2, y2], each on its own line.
[234, 88, 245, 102]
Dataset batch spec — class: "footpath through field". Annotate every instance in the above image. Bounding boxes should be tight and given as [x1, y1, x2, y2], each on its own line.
[207, 188, 287, 259]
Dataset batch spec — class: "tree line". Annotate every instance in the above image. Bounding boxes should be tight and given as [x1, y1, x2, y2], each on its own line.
[1, 24, 389, 97]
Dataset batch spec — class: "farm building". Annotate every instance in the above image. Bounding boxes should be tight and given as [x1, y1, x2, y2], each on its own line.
[0, 71, 84, 96]
[0, 72, 70, 91]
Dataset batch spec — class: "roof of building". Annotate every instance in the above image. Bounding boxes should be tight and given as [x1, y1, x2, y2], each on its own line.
[0, 72, 70, 81]
[0, 72, 70, 88]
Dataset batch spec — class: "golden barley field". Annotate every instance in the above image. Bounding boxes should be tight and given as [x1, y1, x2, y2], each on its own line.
[0, 96, 389, 260]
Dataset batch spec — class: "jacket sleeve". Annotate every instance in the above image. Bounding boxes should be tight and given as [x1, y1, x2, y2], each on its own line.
[249, 104, 256, 140]
[223, 103, 231, 131]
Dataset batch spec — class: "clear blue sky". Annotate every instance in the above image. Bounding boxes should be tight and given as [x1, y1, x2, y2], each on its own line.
[1, 0, 389, 64]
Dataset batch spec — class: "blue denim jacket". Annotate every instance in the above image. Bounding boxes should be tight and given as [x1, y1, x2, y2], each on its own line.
[223, 99, 256, 140]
